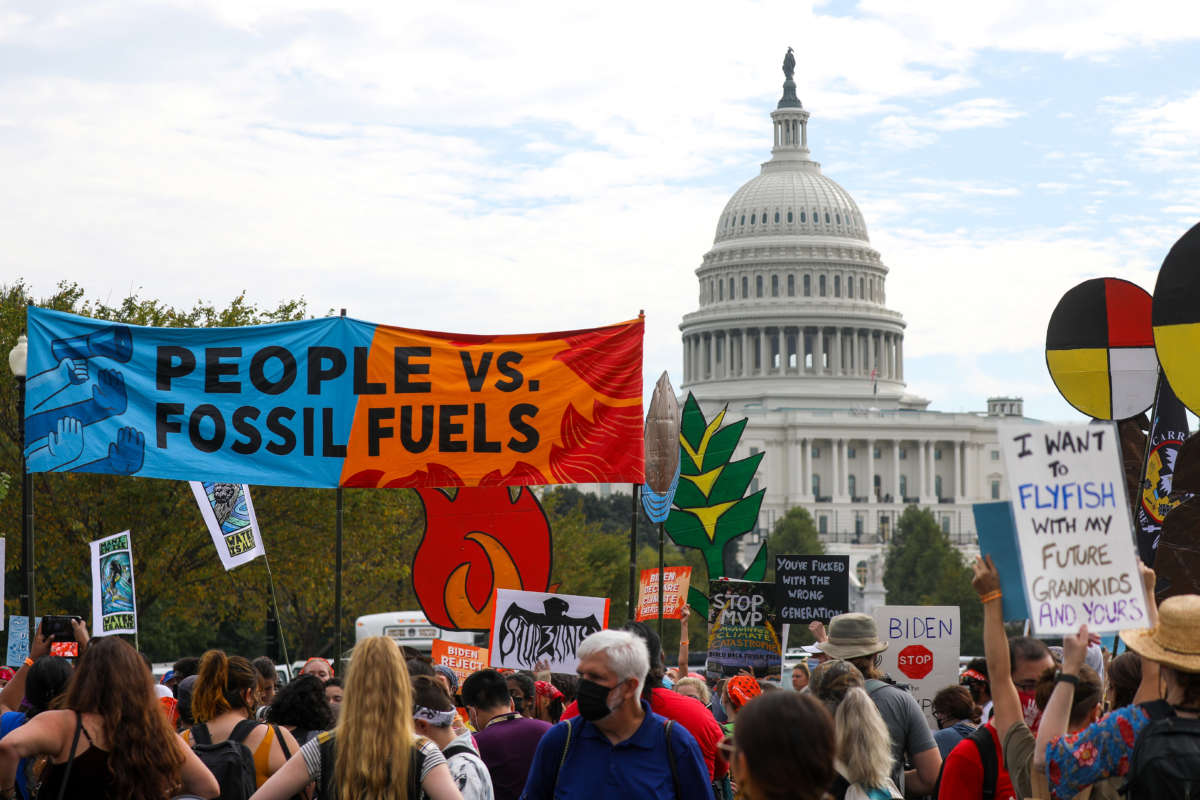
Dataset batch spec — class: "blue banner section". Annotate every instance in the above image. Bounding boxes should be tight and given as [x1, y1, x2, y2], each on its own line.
[972, 501, 1031, 621]
[24, 306, 364, 487]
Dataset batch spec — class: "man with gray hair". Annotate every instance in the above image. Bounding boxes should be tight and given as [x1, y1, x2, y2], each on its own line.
[519, 629, 713, 799]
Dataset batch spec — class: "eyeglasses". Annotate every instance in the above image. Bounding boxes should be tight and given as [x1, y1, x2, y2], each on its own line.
[1013, 679, 1038, 692]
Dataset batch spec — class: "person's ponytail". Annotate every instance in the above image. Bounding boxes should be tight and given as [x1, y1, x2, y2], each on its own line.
[191, 650, 232, 723]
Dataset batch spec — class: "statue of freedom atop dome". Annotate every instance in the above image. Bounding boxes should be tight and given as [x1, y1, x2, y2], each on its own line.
[783, 47, 795, 80]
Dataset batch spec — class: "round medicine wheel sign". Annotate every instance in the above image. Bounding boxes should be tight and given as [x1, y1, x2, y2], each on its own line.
[897, 644, 934, 680]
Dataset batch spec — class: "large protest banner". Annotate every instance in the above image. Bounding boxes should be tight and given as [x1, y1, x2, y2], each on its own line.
[22, 307, 644, 488]
[90, 530, 137, 636]
[774, 554, 849, 623]
[430, 639, 489, 685]
[190, 482, 266, 571]
[635, 567, 691, 621]
[489, 589, 609, 673]
[872, 605, 959, 725]
[707, 578, 783, 681]
[1000, 422, 1148, 635]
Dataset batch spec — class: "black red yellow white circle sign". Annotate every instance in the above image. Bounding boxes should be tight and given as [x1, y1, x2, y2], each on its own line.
[1153, 222, 1200, 415]
[1045, 277, 1156, 420]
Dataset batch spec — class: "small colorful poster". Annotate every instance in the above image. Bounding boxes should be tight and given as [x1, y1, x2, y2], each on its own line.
[635, 567, 692, 621]
[489, 589, 609, 673]
[431, 639, 489, 685]
[90, 530, 137, 636]
[706, 578, 782, 681]
[1001, 422, 1147, 635]
[6, 615, 33, 666]
[190, 481, 266, 571]
[872, 605, 960, 727]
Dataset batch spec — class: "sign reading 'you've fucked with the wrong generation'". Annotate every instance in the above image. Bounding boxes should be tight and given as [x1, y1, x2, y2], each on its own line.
[1000, 422, 1147, 636]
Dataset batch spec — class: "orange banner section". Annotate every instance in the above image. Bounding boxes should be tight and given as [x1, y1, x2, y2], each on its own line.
[340, 318, 644, 488]
[636, 567, 692, 621]
[431, 639, 489, 685]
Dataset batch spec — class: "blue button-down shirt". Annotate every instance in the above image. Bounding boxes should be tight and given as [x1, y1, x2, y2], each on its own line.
[520, 700, 714, 800]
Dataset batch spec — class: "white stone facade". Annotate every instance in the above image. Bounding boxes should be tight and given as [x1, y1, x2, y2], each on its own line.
[678, 73, 1031, 583]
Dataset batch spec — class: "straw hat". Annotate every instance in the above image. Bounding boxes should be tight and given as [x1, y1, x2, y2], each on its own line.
[1122, 594, 1200, 673]
[816, 613, 889, 660]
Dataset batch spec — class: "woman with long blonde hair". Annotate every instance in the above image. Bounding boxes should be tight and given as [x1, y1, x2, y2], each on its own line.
[251, 636, 462, 800]
[811, 659, 901, 799]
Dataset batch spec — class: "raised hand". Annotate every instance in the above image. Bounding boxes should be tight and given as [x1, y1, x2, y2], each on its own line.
[808, 620, 827, 643]
[92, 368, 127, 413]
[46, 417, 84, 467]
[107, 427, 144, 474]
[65, 358, 88, 385]
[1062, 624, 1089, 673]
[972, 555, 1001, 597]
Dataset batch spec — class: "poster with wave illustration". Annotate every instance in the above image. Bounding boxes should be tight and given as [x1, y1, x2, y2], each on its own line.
[489, 588, 608, 673]
[190, 481, 266, 571]
[90, 530, 137, 636]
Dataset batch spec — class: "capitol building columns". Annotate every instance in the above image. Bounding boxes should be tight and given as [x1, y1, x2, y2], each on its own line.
[676, 54, 1021, 563]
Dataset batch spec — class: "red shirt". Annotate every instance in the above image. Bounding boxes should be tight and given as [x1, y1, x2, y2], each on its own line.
[561, 686, 727, 779]
[937, 722, 1016, 800]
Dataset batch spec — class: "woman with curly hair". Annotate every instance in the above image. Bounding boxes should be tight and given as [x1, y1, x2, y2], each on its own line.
[251, 636, 462, 800]
[265, 674, 333, 746]
[0, 635, 218, 800]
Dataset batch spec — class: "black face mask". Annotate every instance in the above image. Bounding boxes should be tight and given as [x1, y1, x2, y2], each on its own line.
[576, 678, 616, 722]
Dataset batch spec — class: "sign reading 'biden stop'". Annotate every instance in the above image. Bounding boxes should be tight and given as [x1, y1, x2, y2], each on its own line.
[872, 605, 959, 728]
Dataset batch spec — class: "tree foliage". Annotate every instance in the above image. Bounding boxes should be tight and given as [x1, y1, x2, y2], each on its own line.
[764, 506, 824, 583]
[883, 506, 982, 654]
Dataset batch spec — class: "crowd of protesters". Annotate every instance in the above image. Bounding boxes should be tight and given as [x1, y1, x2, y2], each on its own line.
[0, 557, 1196, 799]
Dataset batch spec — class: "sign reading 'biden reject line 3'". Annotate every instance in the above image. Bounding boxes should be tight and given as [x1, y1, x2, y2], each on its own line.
[1001, 422, 1147, 636]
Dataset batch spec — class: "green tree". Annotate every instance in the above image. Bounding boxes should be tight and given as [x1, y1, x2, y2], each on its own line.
[883, 506, 982, 654]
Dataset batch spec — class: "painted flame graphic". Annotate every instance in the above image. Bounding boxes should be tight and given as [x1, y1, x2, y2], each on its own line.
[413, 487, 553, 631]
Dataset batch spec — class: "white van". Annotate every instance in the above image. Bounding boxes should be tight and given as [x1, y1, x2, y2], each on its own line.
[355, 611, 476, 653]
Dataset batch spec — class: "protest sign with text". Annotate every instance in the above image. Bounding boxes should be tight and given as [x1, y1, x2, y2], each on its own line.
[635, 567, 692, 621]
[190, 482, 266, 570]
[774, 554, 849, 622]
[1001, 422, 1147, 635]
[23, 307, 644, 489]
[90, 530, 137, 636]
[707, 578, 783, 681]
[872, 605, 960, 727]
[431, 639, 489, 685]
[489, 589, 609, 673]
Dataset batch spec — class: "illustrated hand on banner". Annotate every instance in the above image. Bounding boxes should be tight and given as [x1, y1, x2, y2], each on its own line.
[23, 307, 645, 489]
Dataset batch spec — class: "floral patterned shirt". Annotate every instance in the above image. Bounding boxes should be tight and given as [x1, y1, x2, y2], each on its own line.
[1043, 702, 1156, 800]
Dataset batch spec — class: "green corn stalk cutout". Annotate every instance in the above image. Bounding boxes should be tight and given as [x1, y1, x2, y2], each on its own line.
[665, 393, 766, 619]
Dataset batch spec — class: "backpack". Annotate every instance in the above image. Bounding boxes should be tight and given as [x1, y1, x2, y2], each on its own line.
[932, 725, 998, 800]
[189, 719, 259, 800]
[1122, 701, 1200, 799]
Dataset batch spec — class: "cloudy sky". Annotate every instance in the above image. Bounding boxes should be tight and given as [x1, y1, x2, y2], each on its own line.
[3, 0, 1199, 422]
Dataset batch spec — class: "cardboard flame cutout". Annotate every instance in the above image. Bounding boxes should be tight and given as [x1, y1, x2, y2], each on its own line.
[414, 487, 553, 631]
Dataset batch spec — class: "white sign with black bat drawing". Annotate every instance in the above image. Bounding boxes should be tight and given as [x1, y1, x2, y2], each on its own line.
[488, 588, 610, 673]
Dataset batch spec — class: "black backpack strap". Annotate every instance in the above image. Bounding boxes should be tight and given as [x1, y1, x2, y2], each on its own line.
[274, 725, 291, 760]
[189, 723, 212, 746]
[228, 718, 261, 744]
[968, 726, 998, 800]
[664, 719, 679, 799]
[55, 711, 85, 800]
[552, 718, 575, 791]
[443, 743, 476, 760]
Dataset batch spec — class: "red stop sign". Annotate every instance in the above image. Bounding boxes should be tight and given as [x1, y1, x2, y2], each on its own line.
[897, 644, 934, 680]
